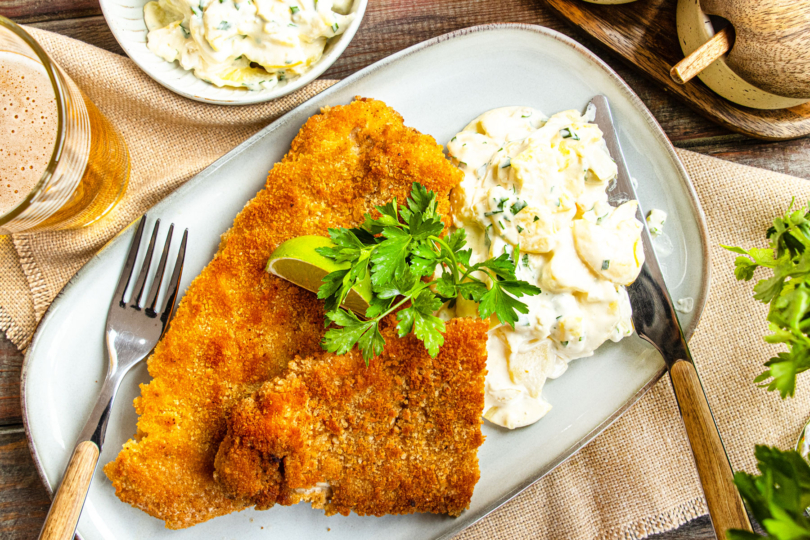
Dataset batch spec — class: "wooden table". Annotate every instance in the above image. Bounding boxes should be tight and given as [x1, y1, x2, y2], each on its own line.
[2, 0, 806, 538]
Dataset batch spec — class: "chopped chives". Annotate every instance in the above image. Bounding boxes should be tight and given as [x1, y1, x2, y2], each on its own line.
[510, 200, 527, 214]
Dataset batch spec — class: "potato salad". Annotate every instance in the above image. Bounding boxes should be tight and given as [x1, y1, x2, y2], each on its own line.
[143, 0, 355, 90]
[446, 106, 645, 429]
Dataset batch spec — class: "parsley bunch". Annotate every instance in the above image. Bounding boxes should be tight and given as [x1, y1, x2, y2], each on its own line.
[728, 446, 810, 540]
[316, 182, 541, 362]
[723, 201, 810, 398]
[723, 201, 810, 540]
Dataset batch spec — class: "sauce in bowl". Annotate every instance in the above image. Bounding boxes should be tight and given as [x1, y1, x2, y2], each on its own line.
[144, 0, 355, 90]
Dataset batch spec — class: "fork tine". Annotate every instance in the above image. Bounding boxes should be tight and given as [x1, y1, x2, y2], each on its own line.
[113, 216, 147, 307]
[144, 224, 174, 316]
[130, 220, 160, 309]
[159, 229, 188, 325]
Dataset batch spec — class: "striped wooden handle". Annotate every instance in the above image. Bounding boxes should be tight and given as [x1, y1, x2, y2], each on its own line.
[670, 360, 752, 539]
[38, 441, 99, 540]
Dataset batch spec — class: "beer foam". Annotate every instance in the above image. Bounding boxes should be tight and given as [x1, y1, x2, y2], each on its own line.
[0, 52, 58, 217]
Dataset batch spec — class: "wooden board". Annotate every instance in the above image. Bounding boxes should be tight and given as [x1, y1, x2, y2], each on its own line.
[545, 0, 810, 141]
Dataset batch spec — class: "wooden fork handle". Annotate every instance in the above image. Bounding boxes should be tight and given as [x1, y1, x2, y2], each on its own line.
[39, 441, 99, 540]
[669, 360, 752, 540]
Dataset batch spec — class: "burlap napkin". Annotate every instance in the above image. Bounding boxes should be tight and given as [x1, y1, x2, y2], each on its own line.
[2, 27, 809, 540]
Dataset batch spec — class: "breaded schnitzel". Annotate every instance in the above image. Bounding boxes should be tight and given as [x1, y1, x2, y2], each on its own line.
[214, 317, 488, 517]
[103, 98, 465, 528]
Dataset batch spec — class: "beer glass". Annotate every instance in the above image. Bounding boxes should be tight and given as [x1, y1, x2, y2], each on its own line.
[0, 16, 129, 234]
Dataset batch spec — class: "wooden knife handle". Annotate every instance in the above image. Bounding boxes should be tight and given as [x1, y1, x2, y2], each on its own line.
[670, 360, 752, 539]
[39, 441, 99, 540]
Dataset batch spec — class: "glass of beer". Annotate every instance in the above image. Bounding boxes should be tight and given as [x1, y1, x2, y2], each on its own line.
[0, 16, 130, 234]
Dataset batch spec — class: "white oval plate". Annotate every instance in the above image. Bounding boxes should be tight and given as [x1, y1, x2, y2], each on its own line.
[98, 0, 367, 105]
[23, 24, 709, 540]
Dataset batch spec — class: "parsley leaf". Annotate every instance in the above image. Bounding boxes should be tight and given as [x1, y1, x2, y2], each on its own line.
[322, 310, 379, 359]
[313, 182, 541, 361]
[727, 446, 810, 540]
[435, 273, 457, 298]
[364, 295, 393, 319]
[407, 182, 438, 216]
[409, 240, 440, 276]
[458, 281, 488, 302]
[724, 200, 810, 397]
[474, 252, 518, 280]
[363, 200, 400, 233]
[446, 228, 467, 252]
[397, 290, 446, 357]
[370, 227, 411, 286]
[317, 268, 350, 312]
[479, 281, 536, 327]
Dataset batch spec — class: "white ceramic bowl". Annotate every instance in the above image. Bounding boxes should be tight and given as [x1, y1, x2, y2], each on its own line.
[99, 0, 367, 105]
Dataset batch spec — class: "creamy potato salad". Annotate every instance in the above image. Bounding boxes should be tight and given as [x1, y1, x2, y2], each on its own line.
[646, 208, 667, 237]
[446, 106, 646, 429]
[144, 0, 354, 90]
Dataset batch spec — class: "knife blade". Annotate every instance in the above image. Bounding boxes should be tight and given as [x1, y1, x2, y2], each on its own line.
[590, 95, 752, 540]
[592, 95, 688, 364]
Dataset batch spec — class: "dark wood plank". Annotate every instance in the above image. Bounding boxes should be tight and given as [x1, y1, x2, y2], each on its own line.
[28, 15, 123, 56]
[0, 427, 51, 539]
[0, 335, 22, 426]
[651, 516, 715, 540]
[0, 0, 100, 24]
[323, 0, 559, 80]
[681, 135, 810, 181]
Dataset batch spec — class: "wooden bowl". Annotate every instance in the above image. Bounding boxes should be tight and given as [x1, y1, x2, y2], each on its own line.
[676, 0, 808, 110]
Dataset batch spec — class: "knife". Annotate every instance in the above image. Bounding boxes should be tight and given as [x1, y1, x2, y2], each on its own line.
[590, 95, 752, 540]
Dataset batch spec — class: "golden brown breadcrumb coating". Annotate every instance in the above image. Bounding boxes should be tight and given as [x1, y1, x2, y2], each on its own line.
[103, 98, 464, 529]
[214, 317, 488, 518]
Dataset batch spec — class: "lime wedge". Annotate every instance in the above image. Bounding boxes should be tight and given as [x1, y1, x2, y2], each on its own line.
[266, 235, 371, 314]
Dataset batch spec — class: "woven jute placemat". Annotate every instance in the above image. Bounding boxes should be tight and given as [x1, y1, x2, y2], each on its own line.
[2, 27, 809, 540]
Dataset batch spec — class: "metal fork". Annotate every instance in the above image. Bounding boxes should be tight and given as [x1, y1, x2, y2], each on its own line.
[38, 216, 188, 540]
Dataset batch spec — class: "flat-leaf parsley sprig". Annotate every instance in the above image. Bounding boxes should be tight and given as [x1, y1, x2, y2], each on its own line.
[723, 200, 810, 398]
[316, 182, 541, 363]
[727, 445, 810, 540]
